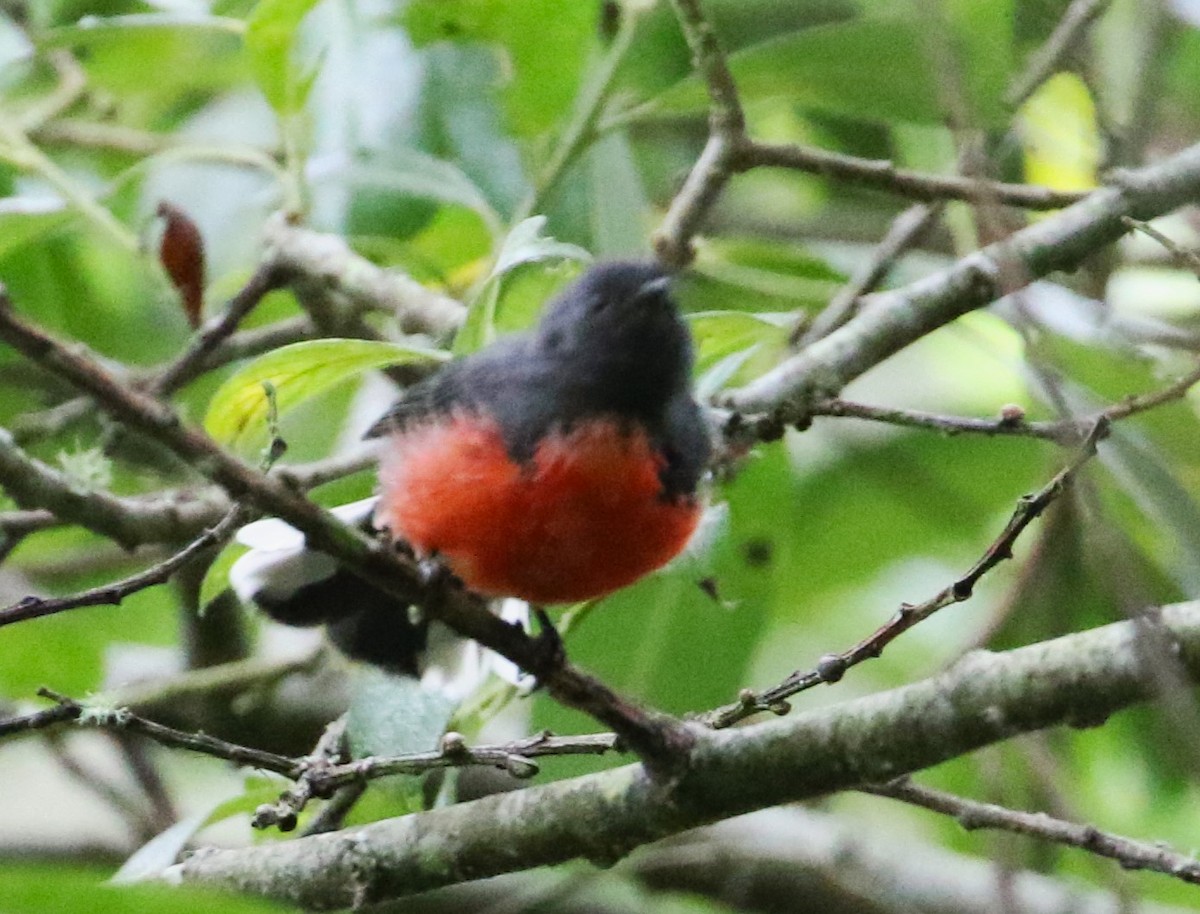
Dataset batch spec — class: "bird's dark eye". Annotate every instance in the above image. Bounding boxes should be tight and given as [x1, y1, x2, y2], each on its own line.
[543, 328, 565, 349]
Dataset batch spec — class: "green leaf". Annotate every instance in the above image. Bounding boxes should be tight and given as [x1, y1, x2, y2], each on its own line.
[331, 149, 503, 236]
[0, 864, 293, 914]
[200, 540, 249, 611]
[651, 15, 946, 125]
[38, 15, 246, 105]
[346, 667, 460, 815]
[453, 217, 590, 354]
[0, 197, 72, 258]
[244, 0, 321, 113]
[404, 0, 600, 137]
[1018, 72, 1101, 192]
[348, 667, 458, 757]
[943, 0, 1013, 123]
[687, 310, 790, 382]
[204, 339, 447, 447]
[585, 130, 651, 257]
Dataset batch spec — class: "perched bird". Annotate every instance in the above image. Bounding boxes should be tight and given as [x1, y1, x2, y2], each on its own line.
[230, 260, 711, 679]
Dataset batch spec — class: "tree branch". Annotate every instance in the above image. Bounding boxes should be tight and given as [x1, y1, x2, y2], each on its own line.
[0, 427, 229, 549]
[727, 140, 1200, 414]
[168, 601, 1200, 908]
[705, 418, 1109, 727]
[866, 777, 1200, 887]
[1006, 0, 1114, 108]
[0, 506, 245, 628]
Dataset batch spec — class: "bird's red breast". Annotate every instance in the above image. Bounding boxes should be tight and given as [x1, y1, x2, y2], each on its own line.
[374, 413, 703, 605]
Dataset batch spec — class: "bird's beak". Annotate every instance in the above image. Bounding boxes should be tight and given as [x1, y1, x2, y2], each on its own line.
[636, 275, 672, 300]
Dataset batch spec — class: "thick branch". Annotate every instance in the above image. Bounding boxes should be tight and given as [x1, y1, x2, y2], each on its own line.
[728, 141, 1200, 413]
[0, 428, 228, 548]
[171, 601, 1200, 908]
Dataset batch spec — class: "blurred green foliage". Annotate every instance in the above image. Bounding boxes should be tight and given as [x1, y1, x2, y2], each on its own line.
[2, 0, 1200, 911]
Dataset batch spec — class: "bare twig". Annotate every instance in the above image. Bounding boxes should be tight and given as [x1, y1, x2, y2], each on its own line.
[1, 691, 619, 817]
[262, 213, 465, 339]
[703, 419, 1110, 727]
[12, 316, 316, 448]
[150, 263, 286, 396]
[712, 356, 1200, 724]
[16, 51, 87, 132]
[0, 701, 78, 738]
[169, 602, 1200, 907]
[809, 398, 1086, 444]
[868, 777, 1200, 886]
[0, 505, 245, 628]
[0, 427, 230, 548]
[735, 141, 1089, 210]
[1006, 0, 1114, 108]
[253, 715, 351, 832]
[653, 0, 1091, 266]
[34, 689, 297, 774]
[1121, 215, 1200, 278]
[655, 0, 746, 267]
[796, 203, 944, 346]
[728, 141, 1200, 415]
[112, 733, 179, 833]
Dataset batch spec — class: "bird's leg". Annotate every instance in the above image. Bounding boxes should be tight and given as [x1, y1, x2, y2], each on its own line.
[529, 606, 567, 679]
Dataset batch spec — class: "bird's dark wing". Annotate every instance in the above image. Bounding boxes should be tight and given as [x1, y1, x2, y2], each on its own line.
[363, 336, 536, 440]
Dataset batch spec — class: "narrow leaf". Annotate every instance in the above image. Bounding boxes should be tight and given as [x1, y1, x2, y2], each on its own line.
[244, 0, 321, 113]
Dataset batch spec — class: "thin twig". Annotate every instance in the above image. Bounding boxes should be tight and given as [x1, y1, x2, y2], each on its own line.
[150, 263, 285, 396]
[111, 732, 179, 833]
[868, 777, 1200, 886]
[253, 715, 351, 831]
[1120, 216, 1200, 279]
[1006, 0, 1114, 108]
[1, 691, 619, 820]
[17, 51, 88, 132]
[655, 0, 746, 267]
[12, 316, 315, 448]
[652, 0, 1092, 267]
[796, 203, 944, 345]
[727, 142, 1200, 415]
[298, 782, 367, 837]
[0, 505, 245, 628]
[733, 141, 1089, 210]
[0, 426, 230, 548]
[34, 689, 297, 774]
[703, 418, 1110, 728]
[810, 398, 1086, 444]
[711, 357, 1200, 724]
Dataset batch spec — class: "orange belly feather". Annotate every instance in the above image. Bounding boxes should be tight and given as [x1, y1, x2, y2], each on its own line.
[374, 415, 702, 605]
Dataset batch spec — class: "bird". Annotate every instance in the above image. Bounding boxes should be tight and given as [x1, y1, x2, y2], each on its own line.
[230, 260, 712, 680]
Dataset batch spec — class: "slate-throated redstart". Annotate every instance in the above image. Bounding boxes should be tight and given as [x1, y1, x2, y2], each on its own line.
[231, 260, 711, 676]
